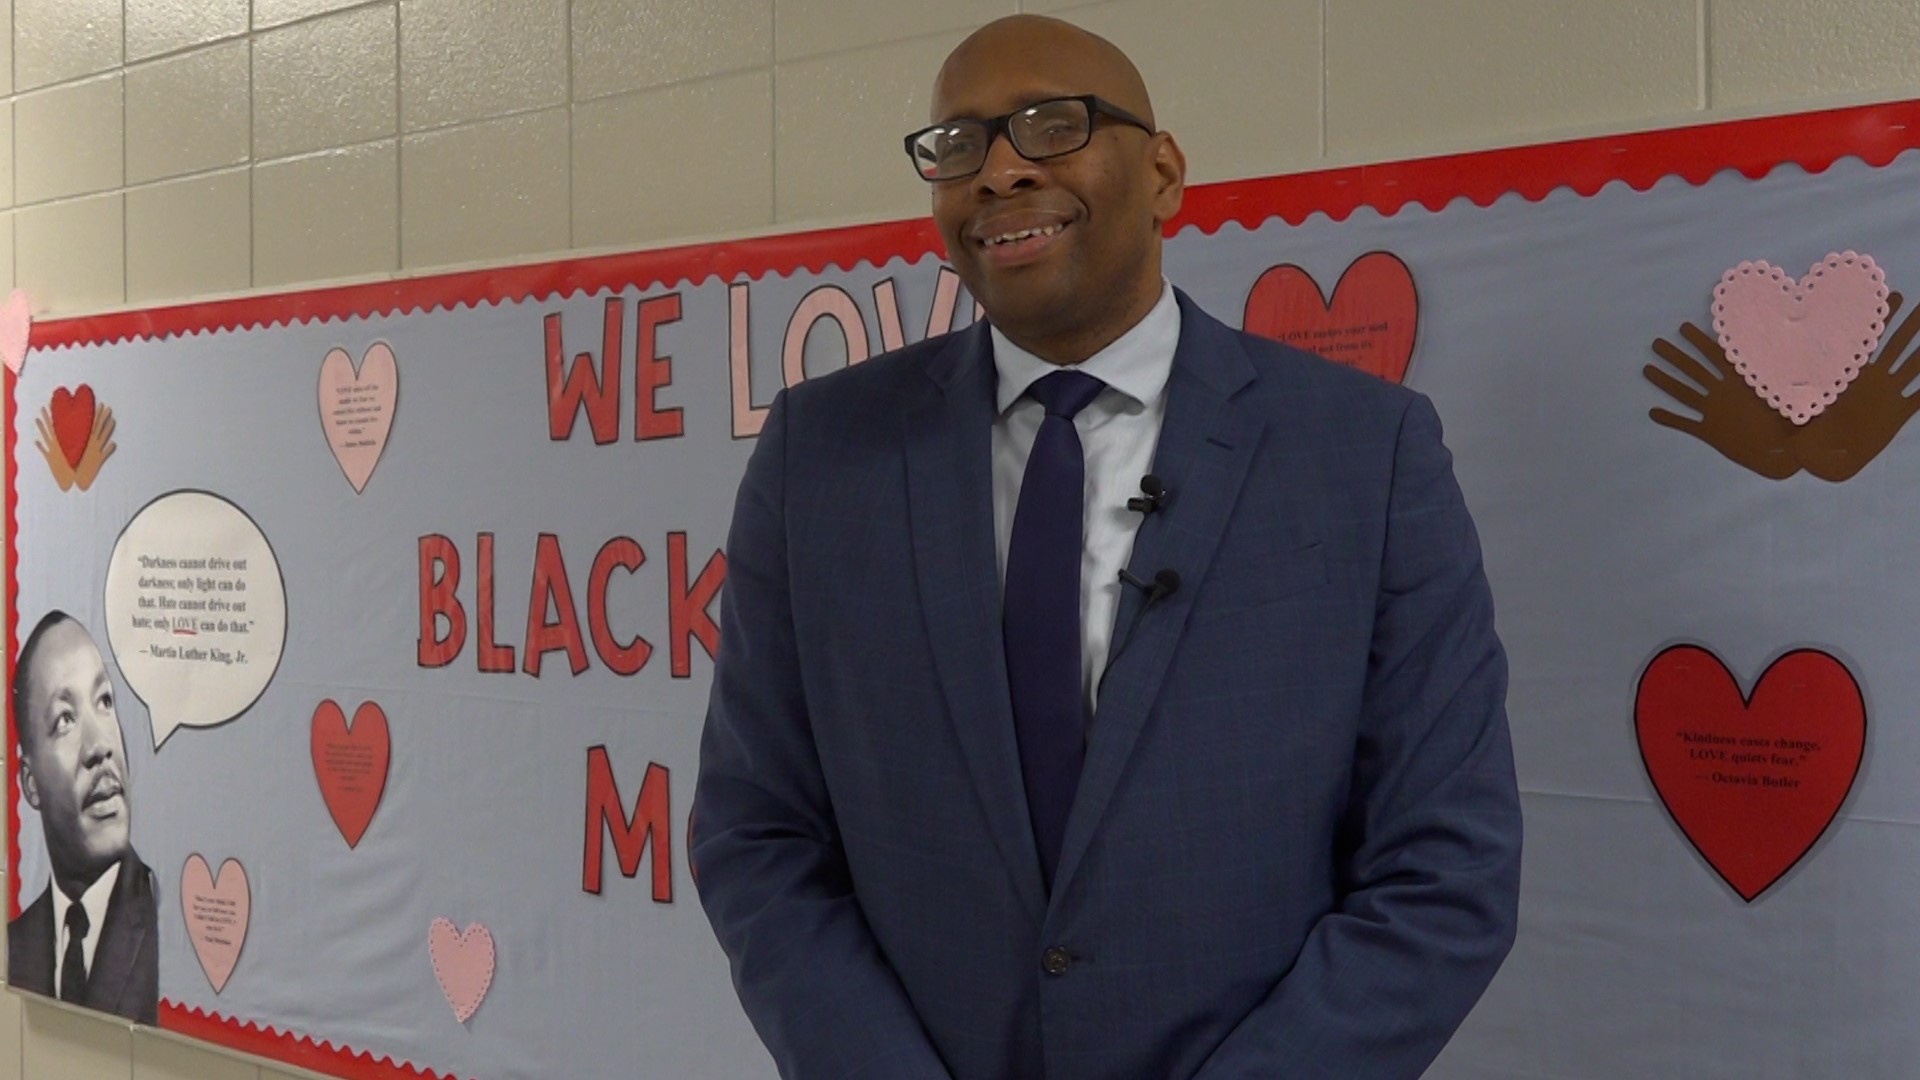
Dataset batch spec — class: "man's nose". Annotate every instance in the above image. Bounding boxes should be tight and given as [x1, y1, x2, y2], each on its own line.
[79, 709, 115, 765]
[974, 131, 1042, 195]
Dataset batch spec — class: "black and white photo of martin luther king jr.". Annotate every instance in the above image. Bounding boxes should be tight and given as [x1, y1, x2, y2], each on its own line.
[9, 610, 158, 1023]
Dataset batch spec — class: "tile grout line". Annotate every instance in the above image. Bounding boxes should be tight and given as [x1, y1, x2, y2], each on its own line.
[566, 0, 576, 251]
[768, 0, 779, 226]
[392, 0, 403, 274]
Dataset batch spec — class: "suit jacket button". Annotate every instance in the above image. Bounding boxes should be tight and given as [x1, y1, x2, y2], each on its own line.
[1042, 946, 1071, 976]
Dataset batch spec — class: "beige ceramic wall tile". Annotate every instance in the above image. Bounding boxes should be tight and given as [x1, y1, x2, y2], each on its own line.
[126, 0, 249, 62]
[21, 999, 132, 1077]
[574, 70, 773, 247]
[15, 76, 124, 205]
[254, 6, 399, 161]
[1326, 0, 1699, 159]
[776, 32, 965, 226]
[132, 1030, 257, 1080]
[128, 170, 252, 303]
[13, 0, 122, 91]
[0, 214, 15, 294]
[254, 142, 399, 287]
[401, 108, 569, 268]
[0, 973, 22, 1080]
[0, 2, 13, 96]
[572, 0, 772, 101]
[17, 194, 126, 314]
[127, 42, 252, 185]
[1066, 0, 1320, 184]
[0, 106, 13, 208]
[776, 0, 1011, 61]
[1711, 0, 1920, 107]
[256, 0, 378, 28]
[400, 0, 566, 131]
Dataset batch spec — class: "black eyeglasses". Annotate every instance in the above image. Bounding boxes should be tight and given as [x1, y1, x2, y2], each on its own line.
[903, 95, 1154, 182]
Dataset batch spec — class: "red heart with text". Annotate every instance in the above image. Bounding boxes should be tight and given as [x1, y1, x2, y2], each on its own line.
[1242, 251, 1419, 384]
[50, 385, 95, 469]
[1635, 645, 1864, 901]
[311, 699, 391, 849]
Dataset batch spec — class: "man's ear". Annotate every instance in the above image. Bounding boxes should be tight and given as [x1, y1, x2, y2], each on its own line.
[1149, 132, 1186, 225]
[19, 755, 39, 811]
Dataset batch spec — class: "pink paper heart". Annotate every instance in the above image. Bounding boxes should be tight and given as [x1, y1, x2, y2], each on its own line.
[318, 343, 399, 493]
[428, 918, 496, 1024]
[1713, 252, 1888, 424]
[0, 290, 31, 375]
[181, 855, 251, 994]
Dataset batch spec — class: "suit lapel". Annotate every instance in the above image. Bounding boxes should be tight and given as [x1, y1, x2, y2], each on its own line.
[904, 325, 1047, 916]
[1053, 297, 1265, 897]
[13, 888, 56, 994]
[86, 855, 153, 1013]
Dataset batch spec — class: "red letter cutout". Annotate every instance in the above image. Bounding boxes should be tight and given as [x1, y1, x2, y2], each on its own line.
[634, 293, 685, 441]
[524, 534, 590, 677]
[545, 299, 623, 444]
[588, 537, 651, 676]
[417, 535, 464, 667]
[475, 532, 516, 673]
[582, 748, 673, 901]
[668, 533, 725, 678]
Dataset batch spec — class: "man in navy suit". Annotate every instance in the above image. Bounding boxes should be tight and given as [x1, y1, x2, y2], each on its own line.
[694, 14, 1521, 1078]
[9, 611, 160, 1024]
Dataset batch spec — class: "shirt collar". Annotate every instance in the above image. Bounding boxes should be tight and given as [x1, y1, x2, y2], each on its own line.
[53, 859, 121, 946]
[991, 281, 1180, 414]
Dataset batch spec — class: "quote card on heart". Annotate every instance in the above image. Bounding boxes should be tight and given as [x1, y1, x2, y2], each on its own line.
[318, 343, 399, 493]
[311, 699, 391, 849]
[1241, 251, 1419, 384]
[1635, 644, 1866, 901]
[181, 855, 251, 993]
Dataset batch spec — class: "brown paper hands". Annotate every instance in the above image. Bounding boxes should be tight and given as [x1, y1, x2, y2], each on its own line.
[1646, 292, 1920, 482]
[34, 403, 117, 492]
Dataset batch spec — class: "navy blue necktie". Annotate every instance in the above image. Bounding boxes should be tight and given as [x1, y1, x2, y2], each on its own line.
[1005, 369, 1105, 891]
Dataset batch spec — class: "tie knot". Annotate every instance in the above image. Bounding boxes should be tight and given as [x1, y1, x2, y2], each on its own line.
[65, 902, 89, 938]
[1027, 369, 1105, 420]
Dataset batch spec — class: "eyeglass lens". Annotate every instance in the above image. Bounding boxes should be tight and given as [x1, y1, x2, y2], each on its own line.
[911, 99, 1094, 180]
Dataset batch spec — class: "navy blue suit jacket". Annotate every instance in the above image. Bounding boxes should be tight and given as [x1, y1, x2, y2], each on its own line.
[694, 293, 1521, 1079]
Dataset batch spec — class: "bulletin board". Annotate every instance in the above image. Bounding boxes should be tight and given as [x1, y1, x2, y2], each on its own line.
[10, 99, 1920, 1078]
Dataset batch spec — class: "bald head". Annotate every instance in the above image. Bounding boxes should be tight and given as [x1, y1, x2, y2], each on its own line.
[933, 16, 1156, 129]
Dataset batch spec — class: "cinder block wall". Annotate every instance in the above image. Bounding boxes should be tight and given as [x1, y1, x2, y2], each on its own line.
[0, 1, 1915, 1076]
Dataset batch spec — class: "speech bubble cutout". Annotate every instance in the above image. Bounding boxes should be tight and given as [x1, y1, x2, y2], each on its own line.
[104, 491, 288, 749]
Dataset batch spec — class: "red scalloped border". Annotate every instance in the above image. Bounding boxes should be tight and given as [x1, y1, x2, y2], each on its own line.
[22, 97, 1920, 352]
[162, 1000, 460, 1080]
[9, 96, 1920, 1080]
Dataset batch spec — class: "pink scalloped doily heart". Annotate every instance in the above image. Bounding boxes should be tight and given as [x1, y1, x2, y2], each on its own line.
[0, 290, 31, 376]
[1712, 252, 1888, 424]
[428, 918, 496, 1024]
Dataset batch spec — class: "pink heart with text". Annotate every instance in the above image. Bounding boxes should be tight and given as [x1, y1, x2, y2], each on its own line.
[181, 855, 251, 993]
[318, 343, 399, 493]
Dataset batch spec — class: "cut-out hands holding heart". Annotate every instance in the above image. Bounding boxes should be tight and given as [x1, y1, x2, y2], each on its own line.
[34, 398, 117, 492]
[1646, 291, 1920, 482]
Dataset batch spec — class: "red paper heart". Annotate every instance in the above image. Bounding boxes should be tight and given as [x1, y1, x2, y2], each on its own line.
[1635, 645, 1864, 901]
[1242, 251, 1419, 383]
[49, 385, 95, 469]
[311, 699, 391, 849]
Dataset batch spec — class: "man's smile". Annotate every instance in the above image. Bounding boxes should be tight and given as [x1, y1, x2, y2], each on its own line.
[970, 212, 1073, 267]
